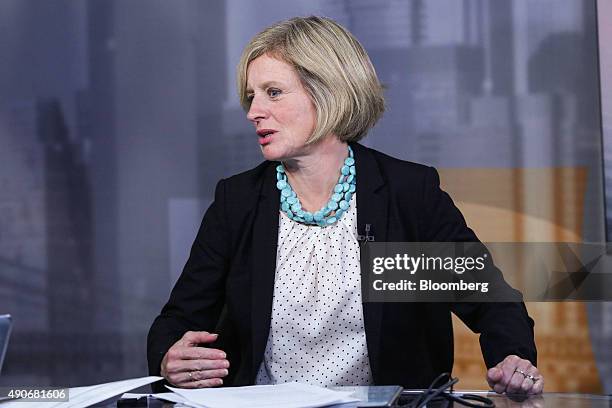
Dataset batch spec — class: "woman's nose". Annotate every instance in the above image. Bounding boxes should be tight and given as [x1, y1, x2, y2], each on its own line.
[247, 95, 267, 123]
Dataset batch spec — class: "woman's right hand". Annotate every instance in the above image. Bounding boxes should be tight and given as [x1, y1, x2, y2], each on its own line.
[160, 331, 229, 388]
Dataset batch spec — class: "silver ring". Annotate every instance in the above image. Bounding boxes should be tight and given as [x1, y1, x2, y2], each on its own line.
[514, 368, 527, 377]
[188, 371, 193, 380]
[515, 368, 539, 382]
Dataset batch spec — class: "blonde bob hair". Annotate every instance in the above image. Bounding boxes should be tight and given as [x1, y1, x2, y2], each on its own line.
[237, 16, 385, 144]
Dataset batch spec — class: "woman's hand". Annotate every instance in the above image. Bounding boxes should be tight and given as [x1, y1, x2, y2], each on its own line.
[487, 355, 544, 395]
[160, 331, 229, 388]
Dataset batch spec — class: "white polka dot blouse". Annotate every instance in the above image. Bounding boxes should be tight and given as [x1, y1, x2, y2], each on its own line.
[255, 193, 373, 387]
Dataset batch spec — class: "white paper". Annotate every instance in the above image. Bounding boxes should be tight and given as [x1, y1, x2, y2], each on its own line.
[0, 376, 162, 408]
[167, 382, 359, 408]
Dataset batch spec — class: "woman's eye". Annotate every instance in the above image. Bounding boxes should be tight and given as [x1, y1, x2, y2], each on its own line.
[268, 88, 282, 98]
[246, 94, 254, 102]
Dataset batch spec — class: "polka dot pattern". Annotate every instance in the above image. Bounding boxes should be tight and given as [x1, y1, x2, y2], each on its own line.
[255, 194, 373, 387]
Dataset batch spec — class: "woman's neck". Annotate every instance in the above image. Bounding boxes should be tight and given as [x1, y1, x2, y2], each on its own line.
[283, 137, 348, 213]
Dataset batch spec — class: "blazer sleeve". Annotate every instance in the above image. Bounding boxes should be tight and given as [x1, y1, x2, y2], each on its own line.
[420, 166, 537, 368]
[147, 178, 231, 383]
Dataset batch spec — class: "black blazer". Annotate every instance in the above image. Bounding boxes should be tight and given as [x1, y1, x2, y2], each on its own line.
[147, 142, 536, 391]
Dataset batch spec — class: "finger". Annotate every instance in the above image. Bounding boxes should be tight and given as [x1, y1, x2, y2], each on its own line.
[166, 370, 194, 387]
[169, 370, 224, 388]
[530, 377, 544, 395]
[507, 361, 532, 394]
[160, 354, 170, 378]
[520, 376, 535, 394]
[169, 346, 227, 361]
[180, 331, 219, 346]
[499, 355, 522, 391]
[181, 377, 224, 389]
[486, 367, 503, 389]
[166, 358, 229, 374]
[520, 366, 541, 394]
[189, 368, 229, 381]
[493, 382, 506, 394]
[507, 372, 525, 394]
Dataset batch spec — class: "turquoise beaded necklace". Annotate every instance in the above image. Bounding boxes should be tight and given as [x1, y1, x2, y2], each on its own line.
[276, 145, 356, 227]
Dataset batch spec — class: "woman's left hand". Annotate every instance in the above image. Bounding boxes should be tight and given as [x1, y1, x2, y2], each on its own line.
[486, 355, 544, 395]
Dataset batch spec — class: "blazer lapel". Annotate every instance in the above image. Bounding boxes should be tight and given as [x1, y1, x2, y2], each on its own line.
[250, 163, 280, 379]
[352, 142, 388, 382]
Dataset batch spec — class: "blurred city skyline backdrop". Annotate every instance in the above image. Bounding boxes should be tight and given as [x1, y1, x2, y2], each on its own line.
[0, 0, 610, 393]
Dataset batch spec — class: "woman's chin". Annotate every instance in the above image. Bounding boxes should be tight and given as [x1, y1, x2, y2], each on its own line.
[260, 145, 284, 162]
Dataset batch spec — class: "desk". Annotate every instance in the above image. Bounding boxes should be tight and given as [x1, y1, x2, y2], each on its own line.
[98, 392, 612, 407]
[396, 392, 612, 408]
[481, 393, 612, 408]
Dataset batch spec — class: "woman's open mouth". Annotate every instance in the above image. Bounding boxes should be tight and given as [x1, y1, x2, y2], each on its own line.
[257, 129, 276, 145]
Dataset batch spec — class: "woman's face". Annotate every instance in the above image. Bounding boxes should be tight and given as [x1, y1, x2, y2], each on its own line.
[246, 54, 317, 162]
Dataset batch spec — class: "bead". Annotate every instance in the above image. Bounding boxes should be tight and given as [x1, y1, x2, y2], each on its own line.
[338, 174, 345, 183]
[342, 182, 349, 192]
[344, 191, 352, 201]
[335, 209, 345, 219]
[339, 200, 349, 210]
[331, 193, 342, 202]
[277, 172, 284, 181]
[349, 184, 356, 193]
[326, 217, 337, 224]
[327, 200, 338, 210]
[287, 209, 294, 218]
[344, 157, 355, 166]
[291, 202, 301, 212]
[281, 187, 292, 197]
[296, 209, 305, 218]
[276, 164, 285, 173]
[349, 166, 356, 175]
[314, 211, 324, 221]
[304, 212, 313, 222]
[347, 174, 355, 183]
[281, 202, 290, 212]
[276, 180, 287, 189]
[334, 184, 343, 193]
[287, 196, 297, 205]
[341, 165, 350, 175]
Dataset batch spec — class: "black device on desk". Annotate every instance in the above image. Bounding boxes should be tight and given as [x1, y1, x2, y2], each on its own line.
[116, 396, 148, 407]
[395, 373, 495, 408]
[116, 396, 166, 407]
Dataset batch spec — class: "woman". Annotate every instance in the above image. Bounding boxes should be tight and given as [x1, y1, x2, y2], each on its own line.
[147, 16, 543, 395]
